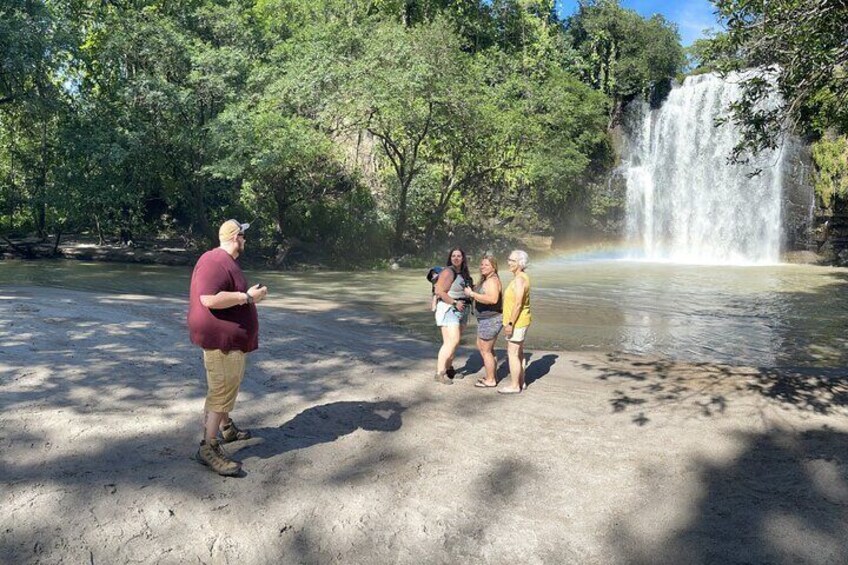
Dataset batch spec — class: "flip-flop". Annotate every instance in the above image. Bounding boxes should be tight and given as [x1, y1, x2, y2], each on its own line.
[497, 387, 522, 394]
[474, 379, 497, 388]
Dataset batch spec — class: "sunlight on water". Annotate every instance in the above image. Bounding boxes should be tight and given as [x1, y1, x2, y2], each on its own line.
[3, 257, 848, 368]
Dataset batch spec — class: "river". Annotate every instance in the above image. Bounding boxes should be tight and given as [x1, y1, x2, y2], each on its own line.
[3, 256, 847, 368]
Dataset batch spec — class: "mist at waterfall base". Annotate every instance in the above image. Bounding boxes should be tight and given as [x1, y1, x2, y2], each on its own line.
[623, 72, 790, 265]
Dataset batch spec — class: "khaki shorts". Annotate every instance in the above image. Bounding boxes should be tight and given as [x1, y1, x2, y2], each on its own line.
[506, 325, 528, 343]
[203, 349, 246, 413]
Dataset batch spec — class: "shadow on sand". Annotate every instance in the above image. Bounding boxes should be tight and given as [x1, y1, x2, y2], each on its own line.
[235, 400, 406, 459]
[580, 353, 848, 426]
[459, 350, 558, 388]
[525, 353, 558, 386]
[610, 427, 848, 563]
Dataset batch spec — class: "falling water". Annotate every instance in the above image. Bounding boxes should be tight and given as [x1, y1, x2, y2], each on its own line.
[624, 72, 787, 264]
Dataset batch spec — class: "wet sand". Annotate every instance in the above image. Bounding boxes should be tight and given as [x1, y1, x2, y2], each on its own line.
[2, 286, 847, 564]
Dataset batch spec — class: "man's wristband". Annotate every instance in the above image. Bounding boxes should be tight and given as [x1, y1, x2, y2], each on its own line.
[245, 292, 253, 305]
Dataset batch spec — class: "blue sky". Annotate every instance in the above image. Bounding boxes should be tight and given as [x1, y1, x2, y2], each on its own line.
[556, 0, 720, 46]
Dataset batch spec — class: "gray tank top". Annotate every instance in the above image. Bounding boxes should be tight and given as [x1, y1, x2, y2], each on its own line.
[446, 271, 466, 300]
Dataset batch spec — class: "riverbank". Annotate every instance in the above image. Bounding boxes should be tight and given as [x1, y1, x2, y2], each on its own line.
[2, 285, 847, 563]
[1, 235, 200, 266]
[3, 233, 836, 272]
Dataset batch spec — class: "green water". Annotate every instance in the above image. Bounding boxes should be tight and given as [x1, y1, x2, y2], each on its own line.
[3, 257, 847, 368]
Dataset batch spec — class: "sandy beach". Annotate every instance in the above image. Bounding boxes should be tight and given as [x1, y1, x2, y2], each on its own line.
[2, 285, 847, 564]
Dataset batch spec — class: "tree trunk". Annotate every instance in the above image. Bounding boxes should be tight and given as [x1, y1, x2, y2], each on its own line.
[34, 204, 46, 239]
[188, 180, 213, 248]
[393, 180, 411, 253]
[51, 229, 62, 256]
[94, 214, 104, 245]
[272, 182, 290, 243]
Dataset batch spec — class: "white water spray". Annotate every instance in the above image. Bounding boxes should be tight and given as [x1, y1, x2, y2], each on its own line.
[624, 72, 786, 264]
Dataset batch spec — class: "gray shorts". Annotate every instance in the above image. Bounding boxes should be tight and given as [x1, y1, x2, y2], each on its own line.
[476, 314, 503, 341]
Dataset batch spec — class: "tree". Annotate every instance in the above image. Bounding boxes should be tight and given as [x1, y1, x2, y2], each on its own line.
[0, 0, 75, 237]
[519, 65, 611, 231]
[62, 0, 262, 244]
[339, 18, 471, 252]
[210, 98, 343, 245]
[567, 0, 684, 125]
[0, 0, 62, 106]
[419, 53, 524, 243]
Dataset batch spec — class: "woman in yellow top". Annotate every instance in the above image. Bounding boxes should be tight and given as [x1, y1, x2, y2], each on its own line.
[500, 250, 531, 394]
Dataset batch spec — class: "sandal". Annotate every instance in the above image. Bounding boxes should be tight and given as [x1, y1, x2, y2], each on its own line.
[474, 378, 497, 388]
[497, 386, 522, 395]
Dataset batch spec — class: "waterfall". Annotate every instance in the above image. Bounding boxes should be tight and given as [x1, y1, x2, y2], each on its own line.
[623, 72, 787, 264]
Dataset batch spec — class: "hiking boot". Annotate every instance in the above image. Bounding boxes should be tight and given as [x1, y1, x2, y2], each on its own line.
[434, 371, 453, 385]
[197, 439, 241, 476]
[220, 420, 251, 443]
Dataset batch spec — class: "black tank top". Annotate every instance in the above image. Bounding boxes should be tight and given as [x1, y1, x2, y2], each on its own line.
[475, 275, 502, 317]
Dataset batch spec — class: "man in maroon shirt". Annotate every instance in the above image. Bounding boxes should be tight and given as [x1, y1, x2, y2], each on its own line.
[188, 219, 268, 476]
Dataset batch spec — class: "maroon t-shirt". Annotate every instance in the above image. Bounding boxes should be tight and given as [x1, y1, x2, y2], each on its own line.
[187, 248, 259, 352]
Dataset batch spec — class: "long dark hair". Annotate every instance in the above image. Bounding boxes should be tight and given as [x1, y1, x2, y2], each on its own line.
[445, 247, 473, 287]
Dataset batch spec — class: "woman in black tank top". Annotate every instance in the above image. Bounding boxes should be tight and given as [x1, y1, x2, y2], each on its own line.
[463, 253, 502, 388]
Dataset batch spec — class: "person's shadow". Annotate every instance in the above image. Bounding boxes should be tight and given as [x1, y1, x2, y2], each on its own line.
[458, 351, 484, 376]
[232, 400, 406, 459]
[525, 353, 558, 387]
[491, 352, 558, 387]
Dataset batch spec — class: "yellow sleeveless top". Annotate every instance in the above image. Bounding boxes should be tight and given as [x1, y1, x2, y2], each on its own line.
[503, 272, 531, 328]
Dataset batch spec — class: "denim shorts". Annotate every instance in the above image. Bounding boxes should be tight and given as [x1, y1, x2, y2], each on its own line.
[476, 314, 503, 341]
[435, 300, 469, 327]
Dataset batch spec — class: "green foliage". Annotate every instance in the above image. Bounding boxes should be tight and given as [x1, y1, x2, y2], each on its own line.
[684, 36, 721, 74]
[812, 135, 848, 210]
[707, 0, 848, 162]
[334, 18, 477, 251]
[523, 66, 610, 209]
[567, 0, 684, 116]
[0, 0, 681, 263]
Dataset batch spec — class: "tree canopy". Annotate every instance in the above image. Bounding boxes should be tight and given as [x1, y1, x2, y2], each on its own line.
[0, 0, 686, 263]
[707, 0, 848, 161]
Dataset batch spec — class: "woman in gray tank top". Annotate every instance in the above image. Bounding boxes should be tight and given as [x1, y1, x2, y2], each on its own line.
[433, 247, 473, 384]
[464, 253, 502, 388]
